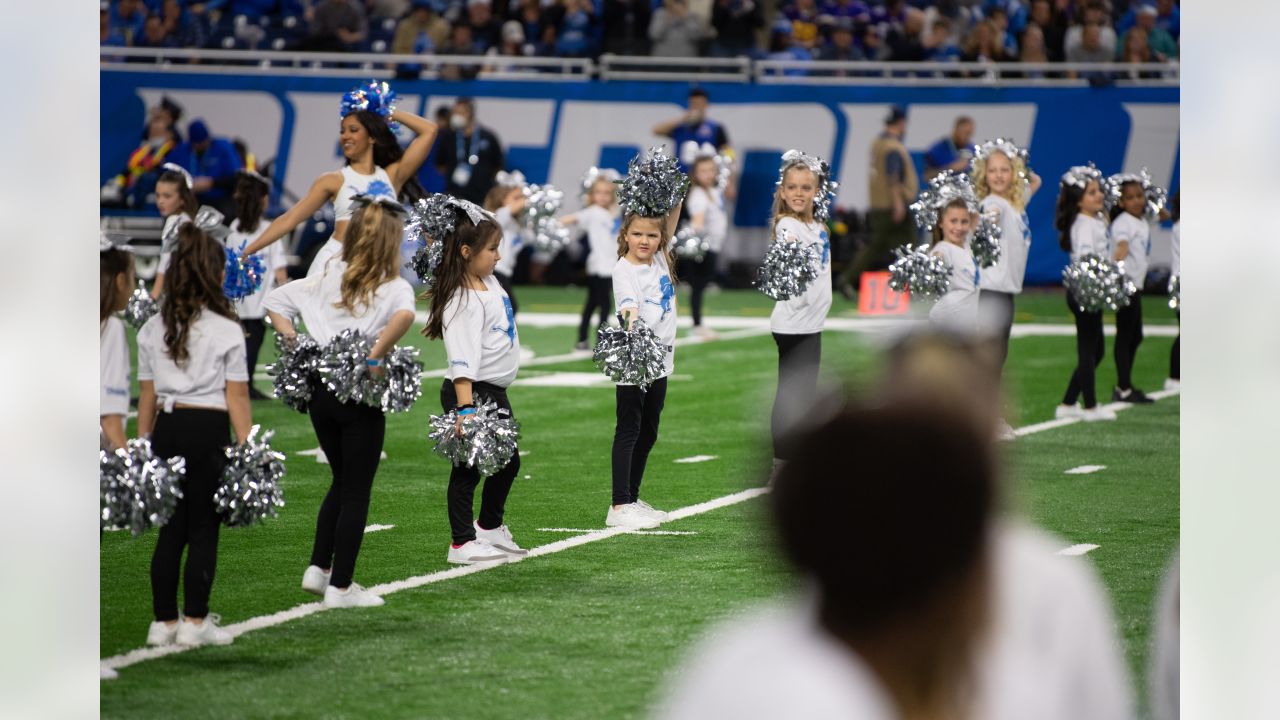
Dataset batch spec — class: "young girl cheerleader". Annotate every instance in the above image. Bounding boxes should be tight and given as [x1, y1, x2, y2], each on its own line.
[1056, 168, 1117, 422]
[422, 199, 527, 565]
[928, 199, 980, 333]
[483, 172, 527, 314]
[226, 170, 289, 400]
[684, 150, 728, 339]
[562, 169, 621, 351]
[136, 223, 254, 647]
[100, 236, 135, 451]
[768, 153, 833, 479]
[265, 197, 417, 606]
[243, 84, 436, 277]
[605, 202, 684, 530]
[1108, 176, 1155, 404]
[151, 164, 198, 299]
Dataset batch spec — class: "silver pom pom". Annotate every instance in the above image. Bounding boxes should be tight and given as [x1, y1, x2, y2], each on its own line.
[216, 425, 287, 528]
[101, 439, 185, 536]
[617, 146, 690, 218]
[317, 329, 374, 405]
[427, 399, 521, 478]
[755, 230, 820, 301]
[673, 226, 710, 262]
[123, 279, 158, 329]
[1168, 273, 1180, 310]
[266, 333, 321, 413]
[405, 195, 457, 289]
[521, 184, 572, 254]
[970, 211, 1003, 269]
[369, 345, 424, 413]
[887, 244, 952, 302]
[593, 314, 668, 390]
[1062, 254, 1135, 312]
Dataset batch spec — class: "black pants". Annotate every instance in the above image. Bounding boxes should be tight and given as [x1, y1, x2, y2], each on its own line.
[1062, 294, 1106, 408]
[772, 333, 822, 460]
[1170, 311, 1180, 380]
[442, 380, 520, 545]
[494, 272, 519, 316]
[150, 408, 230, 621]
[612, 377, 668, 506]
[1113, 291, 1145, 390]
[689, 250, 719, 327]
[578, 276, 612, 343]
[307, 385, 386, 588]
[242, 318, 266, 382]
[978, 290, 1015, 374]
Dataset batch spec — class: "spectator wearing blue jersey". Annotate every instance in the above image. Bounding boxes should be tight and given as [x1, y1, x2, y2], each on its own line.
[987, 6, 1020, 57]
[101, 9, 129, 48]
[817, 0, 869, 30]
[653, 89, 732, 171]
[983, 0, 1027, 37]
[160, 0, 207, 48]
[168, 119, 244, 217]
[134, 15, 177, 50]
[924, 16, 961, 63]
[555, 0, 598, 57]
[923, 116, 974, 181]
[111, 0, 149, 43]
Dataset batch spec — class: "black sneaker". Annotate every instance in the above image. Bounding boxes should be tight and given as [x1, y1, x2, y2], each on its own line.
[1112, 387, 1155, 404]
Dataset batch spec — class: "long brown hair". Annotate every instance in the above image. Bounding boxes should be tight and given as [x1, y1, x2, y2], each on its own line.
[422, 212, 502, 340]
[336, 202, 404, 315]
[346, 110, 427, 204]
[614, 214, 679, 285]
[157, 169, 199, 218]
[160, 224, 236, 366]
[233, 172, 269, 234]
[100, 248, 134, 324]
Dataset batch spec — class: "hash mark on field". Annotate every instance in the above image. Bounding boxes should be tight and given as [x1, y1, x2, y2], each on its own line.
[675, 455, 718, 464]
[1065, 465, 1107, 475]
[296, 447, 388, 464]
[1057, 544, 1100, 556]
[537, 528, 699, 536]
[1014, 389, 1179, 437]
[364, 524, 395, 533]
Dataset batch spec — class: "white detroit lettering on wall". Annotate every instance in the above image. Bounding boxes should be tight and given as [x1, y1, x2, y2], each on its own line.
[137, 88, 283, 173]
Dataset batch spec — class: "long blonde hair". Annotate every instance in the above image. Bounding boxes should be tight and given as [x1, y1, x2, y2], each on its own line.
[971, 149, 1028, 211]
[769, 162, 818, 237]
[336, 202, 403, 314]
[615, 214, 678, 284]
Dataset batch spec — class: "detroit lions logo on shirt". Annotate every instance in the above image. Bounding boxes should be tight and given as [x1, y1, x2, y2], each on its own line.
[362, 179, 395, 199]
[818, 230, 830, 266]
[490, 296, 516, 345]
[644, 275, 675, 320]
[611, 217, 622, 235]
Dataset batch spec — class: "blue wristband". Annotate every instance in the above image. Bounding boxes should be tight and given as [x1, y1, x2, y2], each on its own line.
[366, 357, 381, 367]
[457, 407, 477, 416]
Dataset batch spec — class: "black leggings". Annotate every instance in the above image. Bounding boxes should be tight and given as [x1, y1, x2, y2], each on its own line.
[612, 377, 668, 506]
[442, 380, 521, 545]
[307, 385, 386, 589]
[1114, 291, 1145, 390]
[689, 250, 719, 327]
[1062, 294, 1106, 408]
[977, 290, 1015, 374]
[578, 276, 612, 343]
[150, 408, 230, 621]
[772, 332, 822, 460]
[242, 318, 266, 381]
[1170, 311, 1180, 380]
[494, 272, 519, 316]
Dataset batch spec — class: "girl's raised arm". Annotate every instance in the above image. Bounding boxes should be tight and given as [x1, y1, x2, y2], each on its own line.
[387, 110, 439, 190]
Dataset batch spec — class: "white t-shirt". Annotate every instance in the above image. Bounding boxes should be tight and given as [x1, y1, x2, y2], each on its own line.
[930, 240, 980, 333]
[157, 211, 193, 275]
[769, 217, 833, 335]
[685, 185, 728, 253]
[1110, 212, 1150, 288]
[654, 601, 897, 720]
[440, 274, 521, 388]
[136, 310, 249, 412]
[978, 194, 1031, 294]
[263, 259, 416, 345]
[100, 316, 131, 424]
[226, 218, 288, 320]
[1170, 221, 1180, 277]
[613, 251, 677, 381]
[493, 206, 523, 278]
[1070, 214, 1111, 262]
[581, 205, 622, 278]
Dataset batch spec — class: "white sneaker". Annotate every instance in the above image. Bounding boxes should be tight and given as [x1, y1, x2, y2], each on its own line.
[692, 325, 719, 339]
[605, 504, 660, 530]
[301, 565, 331, 596]
[146, 620, 178, 647]
[447, 538, 510, 565]
[1082, 406, 1118, 422]
[100, 665, 118, 680]
[995, 419, 1017, 441]
[1055, 404, 1085, 420]
[175, 614, 234, 646]
[323, 583, 385, 608]
[1164, 378, 1180, 391]
[474, 522, 528, 559]
[633, 499, 669, 522]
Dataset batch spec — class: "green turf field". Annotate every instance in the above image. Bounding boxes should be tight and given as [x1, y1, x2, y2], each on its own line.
[101, 287, 1179, 718]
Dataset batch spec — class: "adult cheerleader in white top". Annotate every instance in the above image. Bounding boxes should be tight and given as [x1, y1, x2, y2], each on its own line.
[265, 196, 417, 608]
[150, 163, 199, 298]
[136, 223, 254, 648]
[1107, 174, 1158, 404]
[100, 235, 135, 451]
[928, 199, 981, 333]
[421, 197, 527, 565]
[482, 170, 528, 314]
[683, 146, 729, 338]
[1055, 167, 1117, 422]
[971, 139, 1041, 369]
[242, 82, 436, 277]
[768, 152, 833, 479]
[226, 170, 289, 400]
[560, 167, 621, 350]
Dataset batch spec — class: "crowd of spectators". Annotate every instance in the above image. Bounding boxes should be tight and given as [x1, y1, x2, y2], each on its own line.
[101, 0, 1178, 72]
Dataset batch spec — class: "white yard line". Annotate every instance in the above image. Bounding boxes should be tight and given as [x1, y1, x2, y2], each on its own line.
[364, 524, 395, 533]
[1065, 465, 1107, 475]
[1057, 544, 1101, 556]
[1014, 389, 1179, 438]
[537, 528, 699, 536]
[674, 455, 718, 464]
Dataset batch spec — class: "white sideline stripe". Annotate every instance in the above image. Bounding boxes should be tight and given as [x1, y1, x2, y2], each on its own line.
[1014, 389, 1179, 438]
[674, 455, 718, 464]
[1057, 544, 1100, 556]
[1065, 465, 1107, 475]
[537, 528, 699, 536]
[364, 524, 395, 533]
[102, 487, 767, 671]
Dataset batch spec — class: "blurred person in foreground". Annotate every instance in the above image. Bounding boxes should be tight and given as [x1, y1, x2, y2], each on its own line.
[656, 332, 1133, 720]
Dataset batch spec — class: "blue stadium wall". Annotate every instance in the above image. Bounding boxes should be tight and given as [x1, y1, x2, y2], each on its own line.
[101, 70, 1178, 285]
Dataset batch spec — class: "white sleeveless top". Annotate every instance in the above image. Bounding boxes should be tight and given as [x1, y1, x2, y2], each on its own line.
[334, 165, 396, 222]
